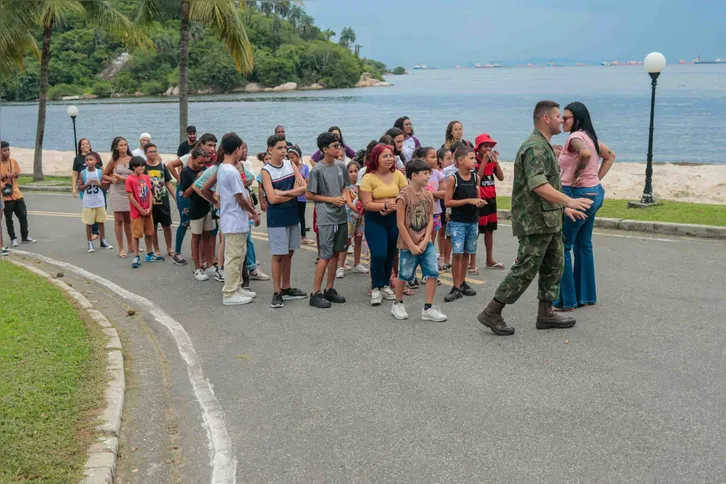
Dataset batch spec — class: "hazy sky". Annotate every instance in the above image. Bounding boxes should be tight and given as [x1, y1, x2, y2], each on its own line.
[304, 0, 726, 66]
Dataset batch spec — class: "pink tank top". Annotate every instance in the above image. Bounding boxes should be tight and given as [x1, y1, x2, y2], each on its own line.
[558, 131, 600, 188]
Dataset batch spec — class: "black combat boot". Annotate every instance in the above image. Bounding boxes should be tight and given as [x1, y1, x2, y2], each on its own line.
[536, 300, 577, 329]
[477, 299, 515, 336]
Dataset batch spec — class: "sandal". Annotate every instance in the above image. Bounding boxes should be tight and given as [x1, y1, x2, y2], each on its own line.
[486, 262, 506, 270]
[468, 267, 480, 275]
[118, 250, 128, 258]
[403, 287, 414, 296]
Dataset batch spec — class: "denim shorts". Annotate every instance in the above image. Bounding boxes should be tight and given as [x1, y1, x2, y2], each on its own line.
[398, 242, 439, 282]
[446, 221, 478, 254]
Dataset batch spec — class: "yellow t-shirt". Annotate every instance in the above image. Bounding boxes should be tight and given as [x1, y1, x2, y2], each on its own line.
[359, 170, 408, 199]
[0, 157, 23, 201]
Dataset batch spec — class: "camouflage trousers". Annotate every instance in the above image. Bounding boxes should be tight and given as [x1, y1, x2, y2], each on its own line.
[494, 232, 564, 304]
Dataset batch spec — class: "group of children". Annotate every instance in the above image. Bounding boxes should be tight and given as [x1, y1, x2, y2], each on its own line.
[74, 124, 506, 319]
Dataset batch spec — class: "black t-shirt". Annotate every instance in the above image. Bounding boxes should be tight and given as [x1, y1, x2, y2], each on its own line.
[449, 171, 479, 223]
[72, 152, 103, 173]
[177, 140, 193, 157]
[144, 162, 172, 208]
[180, 165, 210, 220]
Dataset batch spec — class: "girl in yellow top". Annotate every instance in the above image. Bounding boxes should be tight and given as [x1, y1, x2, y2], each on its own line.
[359, 144, 408, 306]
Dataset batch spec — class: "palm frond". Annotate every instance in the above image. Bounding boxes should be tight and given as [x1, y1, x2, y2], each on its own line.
[190, 0, 253, 74]
[0, 0, 40, 73]
[82, 0, 154, 50]
[40, 0, 85, 28]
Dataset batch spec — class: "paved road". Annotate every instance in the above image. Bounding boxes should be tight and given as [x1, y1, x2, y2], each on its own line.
[10, 192, 726, 483]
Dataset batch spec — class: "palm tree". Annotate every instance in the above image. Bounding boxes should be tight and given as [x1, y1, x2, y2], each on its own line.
[287, 5, 303, 29]
[298, 14, 315, 39]
[338, 26, 355, 50]
[273, 0, 290, 18]
[0, 0, 149, 181]
[137, 0, 255, 141]
[354, 44, 361, 58]
[322, 29, 336, 41]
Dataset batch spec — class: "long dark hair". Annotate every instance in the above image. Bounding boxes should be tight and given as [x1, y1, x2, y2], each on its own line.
[384, 127, 405, 161]
[327, 126, 345, 148]
[111, 136, 131, 161]
[444, 120, 462, 148]
[564, 102, 600, 156]
[393, 116, 413, 136]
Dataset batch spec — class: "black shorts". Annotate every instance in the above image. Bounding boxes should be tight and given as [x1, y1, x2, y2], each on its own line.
[478, 197, 498, 233]
[152, 205, 172, 227]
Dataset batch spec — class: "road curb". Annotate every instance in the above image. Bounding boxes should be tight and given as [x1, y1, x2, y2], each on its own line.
[19, 184, 73, 193]
[496, 209, 726, 239]
[8, 259, 125, 484]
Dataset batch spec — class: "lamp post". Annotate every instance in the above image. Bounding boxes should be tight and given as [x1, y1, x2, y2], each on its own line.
[630, 52, 666, 208]
[66, 105, 79, 155]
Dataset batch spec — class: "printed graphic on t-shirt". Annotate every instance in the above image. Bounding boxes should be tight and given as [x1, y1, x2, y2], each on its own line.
[146, 167, 167, 205]
[407, 199, 429, 233]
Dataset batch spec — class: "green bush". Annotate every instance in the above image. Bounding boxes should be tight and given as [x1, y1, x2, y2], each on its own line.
[112, 71, 138, 93]
[392, 66, 406, 75]
[91, 80, 114, 98]
[47, 84, 84, 100]
[140, 80, 167, 96]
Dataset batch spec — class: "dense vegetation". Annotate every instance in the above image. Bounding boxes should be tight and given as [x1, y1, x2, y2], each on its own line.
[0, 0, 386, 102]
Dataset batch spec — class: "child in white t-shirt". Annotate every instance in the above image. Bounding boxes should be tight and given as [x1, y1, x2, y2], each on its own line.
[79, 153, 113, 253]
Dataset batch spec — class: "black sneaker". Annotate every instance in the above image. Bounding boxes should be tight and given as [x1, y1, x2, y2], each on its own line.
[408, 277, 420, 289]
[461, 281, 477, 296]
[270, 292, 284, 308]
[444, 287, 463, 302]
[309, 291, 332, 308]
[324, 287, 346, 303]
[281, 287, 308, 300]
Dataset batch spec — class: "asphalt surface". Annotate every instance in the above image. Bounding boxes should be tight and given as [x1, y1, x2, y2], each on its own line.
[9, 192, 726, 483]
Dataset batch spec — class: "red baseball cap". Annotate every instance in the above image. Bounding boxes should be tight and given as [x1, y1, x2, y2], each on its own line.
[475, 133, 497, 148]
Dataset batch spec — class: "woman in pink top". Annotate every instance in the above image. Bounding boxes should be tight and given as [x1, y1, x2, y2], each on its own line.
[554, 102, 616, 311]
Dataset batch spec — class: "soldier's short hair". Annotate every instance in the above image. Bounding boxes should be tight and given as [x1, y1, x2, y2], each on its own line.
[533, 100, 560, 122]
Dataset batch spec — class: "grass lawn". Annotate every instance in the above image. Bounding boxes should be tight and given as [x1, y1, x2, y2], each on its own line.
[17, 175, 72, 185]
[496, 196, 726, 227]
[0, 262, 106, 483]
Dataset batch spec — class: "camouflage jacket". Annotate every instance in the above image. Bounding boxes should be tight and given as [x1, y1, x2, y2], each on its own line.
[510, 129, 563, 236]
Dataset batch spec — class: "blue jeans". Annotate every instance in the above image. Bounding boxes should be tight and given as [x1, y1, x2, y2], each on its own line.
[399, 242, 439, 282]
[364, 211, 399, 289]
[175, 186, 191, 254]
[246, 234, 257, 271]
[555, 184, 605, 309]
[446, 221, 478, 254]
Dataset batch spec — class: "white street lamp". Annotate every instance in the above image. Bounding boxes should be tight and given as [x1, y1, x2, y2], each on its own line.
[66, 105, 79, 154]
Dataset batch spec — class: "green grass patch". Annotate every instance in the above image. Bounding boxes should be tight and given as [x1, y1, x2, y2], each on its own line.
[17, 175, 72, 186]
[0, 262, 106, 483]
[496, 196, 726, 227]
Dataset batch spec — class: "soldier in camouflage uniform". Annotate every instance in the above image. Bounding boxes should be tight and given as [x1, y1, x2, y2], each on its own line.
[478, 101, 593, 335]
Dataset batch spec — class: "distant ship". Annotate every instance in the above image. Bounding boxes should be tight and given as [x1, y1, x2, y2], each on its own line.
[475, 62, 503, 68]
[693, 55, 724, 64]
[547, 61, 563, 67]
[413, 64, 428, 70]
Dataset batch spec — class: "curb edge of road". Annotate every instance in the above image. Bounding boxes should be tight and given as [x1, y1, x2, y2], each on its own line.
[496, 209, 726, 239]
[19, 184, 73, 193]
[8, 258, 125, 484]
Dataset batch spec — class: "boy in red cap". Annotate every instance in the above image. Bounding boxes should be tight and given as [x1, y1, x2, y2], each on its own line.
[473, 133, 505, 271]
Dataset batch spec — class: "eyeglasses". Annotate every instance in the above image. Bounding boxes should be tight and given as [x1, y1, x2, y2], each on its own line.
[330, 143, 342, 149]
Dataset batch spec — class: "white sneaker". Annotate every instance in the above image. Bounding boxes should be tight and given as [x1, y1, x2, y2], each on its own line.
[223, 292, 253, 306]
[335, 267, 345, 279]
[422, 305, 448, 322]
[249, 269, 270, 281]
[391, 301, 409, 320]
[347, 245, 354, 254]
[381, 287, 396, 300]
[239, 287, 257, 299]
[194, 269, 210, 281]
[353, 264, 369, 274]
[87, 242, 95, 253]
[215, 269, 225, 282]
[11, 239, 18, 247]
[371, 288, 383, 306]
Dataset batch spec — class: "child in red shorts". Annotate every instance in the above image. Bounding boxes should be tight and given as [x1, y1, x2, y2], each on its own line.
[473, 134, 505, 272]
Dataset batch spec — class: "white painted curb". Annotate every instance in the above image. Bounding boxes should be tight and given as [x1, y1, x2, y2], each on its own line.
[8, 260, 124, 484]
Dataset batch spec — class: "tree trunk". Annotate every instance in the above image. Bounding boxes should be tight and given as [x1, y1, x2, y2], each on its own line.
[32, 23, 53, 182]
[178, 0, 191, 141]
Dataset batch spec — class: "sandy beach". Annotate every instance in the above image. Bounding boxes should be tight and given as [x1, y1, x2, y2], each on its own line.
[9, 147, 726, 205]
